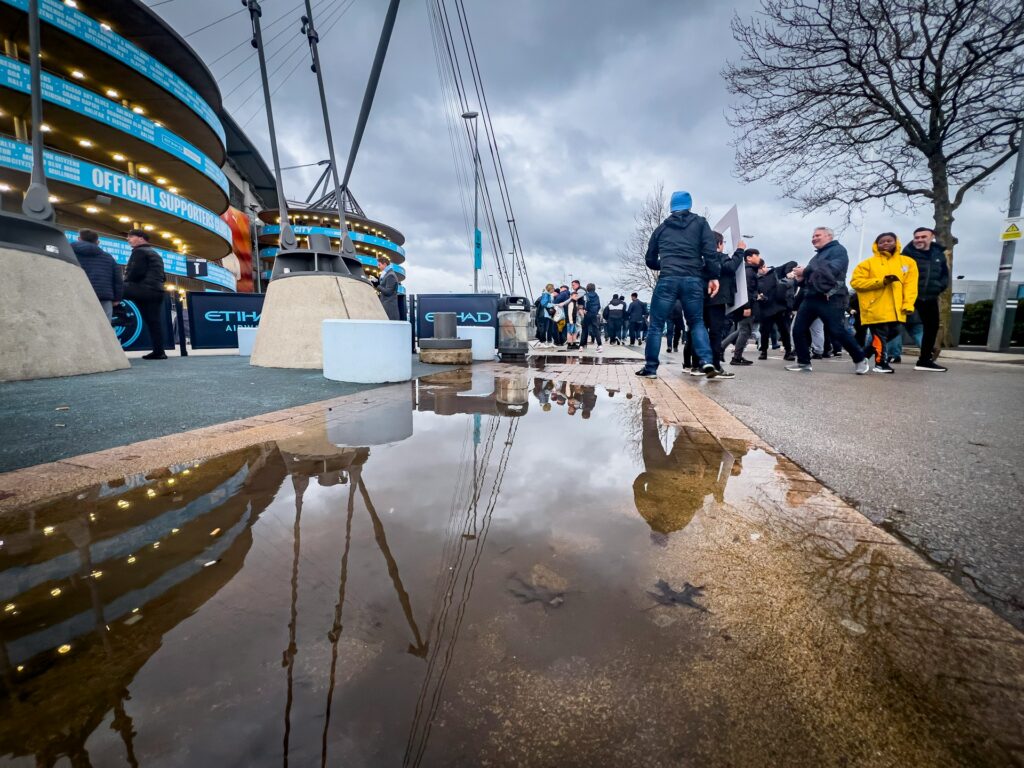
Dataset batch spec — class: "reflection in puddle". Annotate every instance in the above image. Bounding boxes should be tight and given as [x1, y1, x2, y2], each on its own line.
[0, 370, 1020, 766]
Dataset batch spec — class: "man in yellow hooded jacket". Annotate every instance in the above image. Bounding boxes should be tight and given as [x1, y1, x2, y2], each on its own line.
[850, 232, 919, 374]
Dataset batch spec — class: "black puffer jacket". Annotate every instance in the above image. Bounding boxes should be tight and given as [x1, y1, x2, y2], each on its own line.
[757, 261, 797, 316]
[71, 240, 123, 302]
[644, 210, 720, 280]
[706, 248, 744, 306]
[902, 241, 949, 300]
[124, 244, 166, 294]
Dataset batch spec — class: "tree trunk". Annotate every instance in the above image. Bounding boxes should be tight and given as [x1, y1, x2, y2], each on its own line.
[932, 196, 957, 350]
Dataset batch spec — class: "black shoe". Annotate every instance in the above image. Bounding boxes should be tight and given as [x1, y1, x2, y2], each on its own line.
[872, 362, 895, 374]
[758, 352, 768, 360]
[702, 364, 718, 379]
[891, 355, 901, 364]
[783, 352, 796, 361]
[832, 350, 843, 358]
[635, 368, 657, 379]
[713, 368, 736, 379]
[771, 345, 781, 350]
[687, 366, 704, 377]
[731, 357, 753, 366]
[914, 360, 947, 372]
[142, 352, 168, 360]
[811, 352, 824, 360]
[822, 351, 834, 359]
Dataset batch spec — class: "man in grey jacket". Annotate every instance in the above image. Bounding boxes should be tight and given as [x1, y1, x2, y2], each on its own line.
[376, 256, 400, 320]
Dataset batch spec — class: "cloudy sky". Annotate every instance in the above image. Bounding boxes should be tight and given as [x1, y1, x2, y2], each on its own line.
[157, 0, 1020, 296]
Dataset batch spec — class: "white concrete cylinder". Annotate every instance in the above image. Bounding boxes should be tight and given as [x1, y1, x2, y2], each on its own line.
[457, 325, 496, 361]
[237, 326, 258, 356]
[322, 319, 411, 383]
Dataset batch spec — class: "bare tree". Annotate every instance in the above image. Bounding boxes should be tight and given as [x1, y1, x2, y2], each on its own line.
[616, 182, 665, 295]
[724, 0, 1024, 344]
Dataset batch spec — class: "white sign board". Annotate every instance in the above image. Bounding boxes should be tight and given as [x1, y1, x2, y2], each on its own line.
[1001, 217, 1022, 242]
[713, 205, 748, 314]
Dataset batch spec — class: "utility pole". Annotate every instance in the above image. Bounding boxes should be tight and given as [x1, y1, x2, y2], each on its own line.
[987, 130, 1024, 351]
[244, 0, 297, 252]
[462, 111, 480, 293]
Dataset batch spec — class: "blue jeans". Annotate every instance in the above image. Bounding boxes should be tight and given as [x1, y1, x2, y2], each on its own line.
[793, 294, 865, 365]
[645, 276, 712, 371]
[887, 318, 923, 357]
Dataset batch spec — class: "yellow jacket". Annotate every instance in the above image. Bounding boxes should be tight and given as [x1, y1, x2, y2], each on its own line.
[851, 241, 919, 324]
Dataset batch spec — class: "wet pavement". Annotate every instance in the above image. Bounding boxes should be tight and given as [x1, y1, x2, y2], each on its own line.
[1, 367, 1022, 767]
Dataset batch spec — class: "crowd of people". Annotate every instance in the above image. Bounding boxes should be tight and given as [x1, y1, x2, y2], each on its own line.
[535, 190, 950, 381]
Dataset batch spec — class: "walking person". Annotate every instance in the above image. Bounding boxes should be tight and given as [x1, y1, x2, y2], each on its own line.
[626, 292, 646, 345]
[703, 233, 744, 377]
[376, 255, 400, 320]
[581, 283, 604, 352]
[604, 294, 627, 344]
[71, 229, 122, 321]
[721, 248, 762, 365]
[565, 289, 582, 350]
[635, 190, 720, 379]
[899, 226, 949, 371]
[123, 228, 168, 360]
[756, 260, 795, 360]
[665, 299, 684, 353]
[850, 233, 918, 374]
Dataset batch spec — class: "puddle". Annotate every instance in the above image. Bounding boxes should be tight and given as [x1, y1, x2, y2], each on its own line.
[0, 369, 1021, 766]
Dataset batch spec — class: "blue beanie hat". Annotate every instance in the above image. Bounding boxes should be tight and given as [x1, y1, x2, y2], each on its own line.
[670, 190, 692, 212]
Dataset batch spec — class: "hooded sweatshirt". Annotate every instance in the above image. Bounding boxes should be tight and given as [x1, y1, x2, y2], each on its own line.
[644, 210, 720, 280]
[850, 239, 919, 324]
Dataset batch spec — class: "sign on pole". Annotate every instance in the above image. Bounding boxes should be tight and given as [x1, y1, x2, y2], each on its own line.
[1000, 217, 1022, 242]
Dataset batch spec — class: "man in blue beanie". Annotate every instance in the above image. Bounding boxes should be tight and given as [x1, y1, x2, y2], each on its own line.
[636, 190, 721, 379]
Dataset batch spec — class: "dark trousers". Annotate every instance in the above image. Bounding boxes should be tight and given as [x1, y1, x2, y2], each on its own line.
[682, 330, 695, 368]
[664, 321, 682, 351]
[865, 322, 901, 365]
[124, 286, 166, 355]
[629, 320, 645, 344]
[606, 317, 623, 342]
[792, 294, 865, 365]
[581, 316, 602, 347]
[722, 315, 755, 361]
[916, 297, 941, 363]
[703, 304, 727, 369]
[759, 312, 792, 353]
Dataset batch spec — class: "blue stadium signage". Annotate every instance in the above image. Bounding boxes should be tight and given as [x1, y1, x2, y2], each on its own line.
[0, 55, 228, 195]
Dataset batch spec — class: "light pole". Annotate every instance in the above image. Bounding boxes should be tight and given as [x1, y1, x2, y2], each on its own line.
[462, 111, 480, 293]
[987, 126, 1024, 351]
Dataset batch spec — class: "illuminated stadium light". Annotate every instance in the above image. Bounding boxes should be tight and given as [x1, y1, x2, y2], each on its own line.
[71, 69, 85, 80]
[40, 123, 52, 132]
[48, 194, 58, 202]
[100, 22, 112, 31]
[112, 153, 126, 161]
[161, 231, 172, 238]
[117, 215, 131, 222]
[85, 205, 99, 213]
[78, 138, 93, 147]
[132, 106, 145, 115]
[168, 187, 179, 194]
[106, 88, 119, 98]
[137, 165, 151, 174]
[63, 0, 76, 7]
[0, 183, 10, 192]
[143, 224, 155, 231]
[155, 177, 168, 185]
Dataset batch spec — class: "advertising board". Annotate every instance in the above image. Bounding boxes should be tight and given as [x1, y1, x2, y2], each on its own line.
[415, 293, 499, 343]
[187, 292, 265, 349]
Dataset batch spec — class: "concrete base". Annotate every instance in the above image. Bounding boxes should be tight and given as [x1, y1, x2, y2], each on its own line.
[0, 246, 129, 382]
[322, 319, 412, 384]
[250, 274, 386, 369]
[237, 326, 257, 356]
[419, 347, 472, 365]
[457, 325, 497, 361]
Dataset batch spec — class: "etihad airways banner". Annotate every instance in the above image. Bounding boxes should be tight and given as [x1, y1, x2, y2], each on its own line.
[0, 137, 232, 245]
[0, 55, 228, 195]
[0, 0, 225, 146]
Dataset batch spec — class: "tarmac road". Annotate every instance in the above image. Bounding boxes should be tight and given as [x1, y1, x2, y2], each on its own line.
[680, 349, 1024, 630]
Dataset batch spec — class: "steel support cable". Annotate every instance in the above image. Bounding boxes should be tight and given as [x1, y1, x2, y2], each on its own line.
[215, 0, 341, 86]
[208, 0, 330, 70]
[183, 6, 246, 39]
[429, 0, 510, 292]
[426, 1, 473, 243]
[229, 0, 354, 112]
[235, 0, 357, 127]
[452, 0, 531, 295]
[434, 0, 511, 292]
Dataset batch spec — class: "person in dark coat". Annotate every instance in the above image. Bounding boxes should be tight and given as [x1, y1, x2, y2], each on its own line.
[756, 260, 796, 360]
[637, 190, 721, 379]
[603, 294, 627, 344]
[376, 256, 400, 320]
[664, 299, 684, 353]
[626, 292, 647, 345]
[721, 249, 763, 365]
[898, 226, 949, 371]
[123, 228, 168, 359]
[702, 234, 744, 373]
[71, 229, 122, 321]
[787, 227, 868, 373]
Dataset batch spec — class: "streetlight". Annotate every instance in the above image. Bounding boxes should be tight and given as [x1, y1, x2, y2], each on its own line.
[462, 110, 480, 293]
